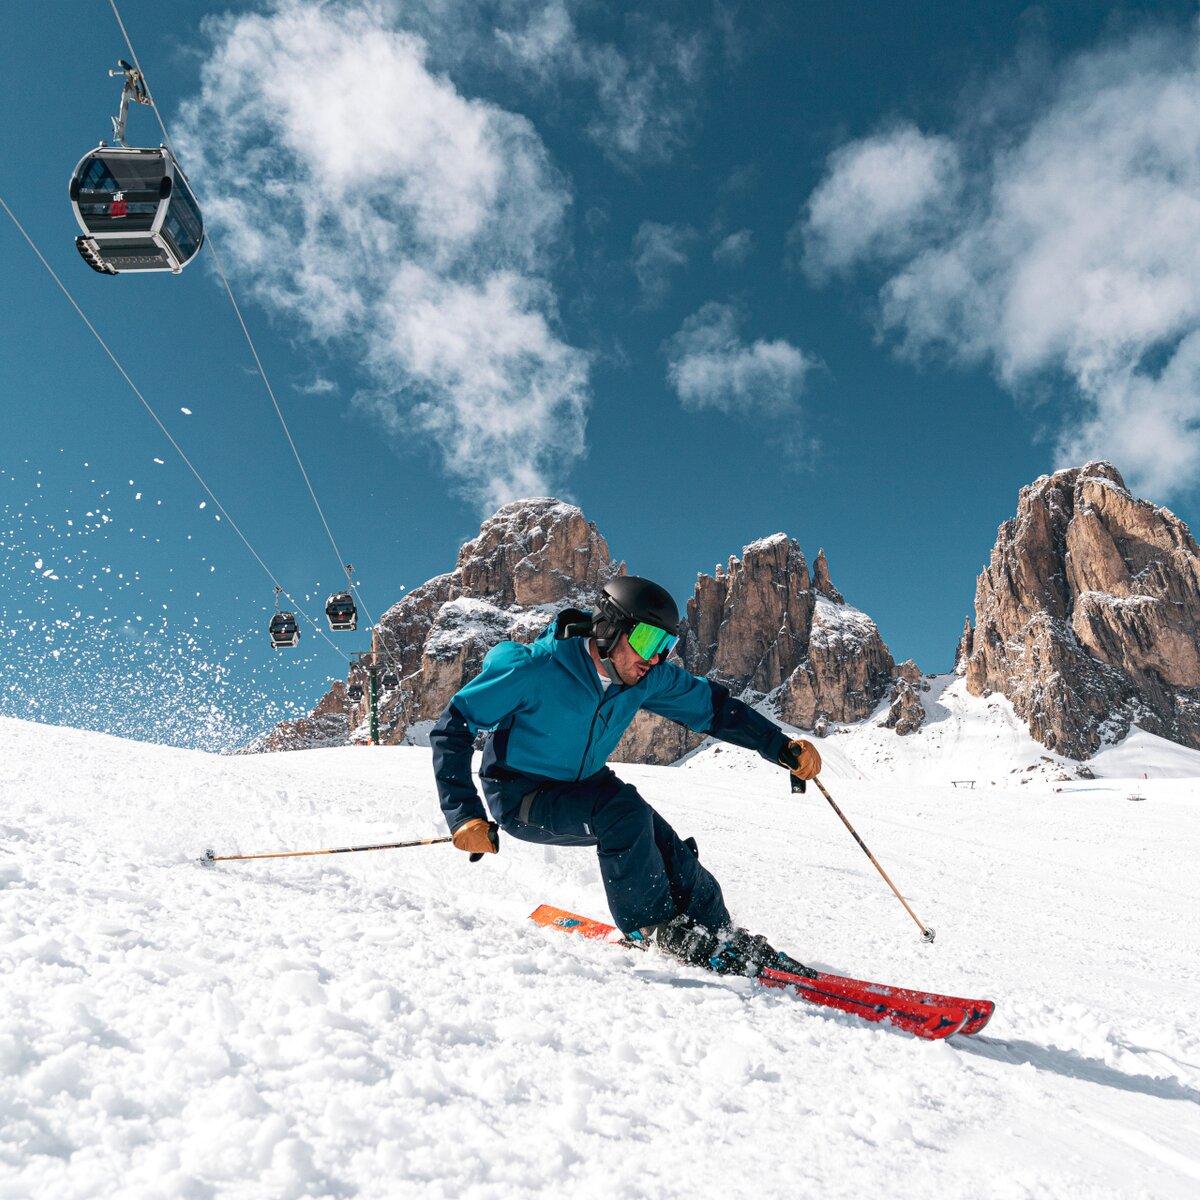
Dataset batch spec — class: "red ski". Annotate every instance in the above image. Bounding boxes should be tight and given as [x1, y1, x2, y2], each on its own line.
[530, 904, 994, 1041]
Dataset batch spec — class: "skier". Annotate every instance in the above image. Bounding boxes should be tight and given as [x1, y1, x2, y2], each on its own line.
[430, 576, 822, 976]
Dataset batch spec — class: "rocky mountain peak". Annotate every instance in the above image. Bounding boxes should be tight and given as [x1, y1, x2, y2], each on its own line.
[685, 533, 812, 692]
[812, 548, 845, 603]
[961, 461, 1200, 757]
[452, 498, 616, 608]
[617, 533, 896, 763]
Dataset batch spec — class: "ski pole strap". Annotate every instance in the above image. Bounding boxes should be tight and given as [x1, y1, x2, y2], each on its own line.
[202, 836, 453, 864]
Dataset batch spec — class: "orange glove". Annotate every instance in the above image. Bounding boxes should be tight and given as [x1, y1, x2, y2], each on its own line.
[452, 818, 499, 861]
[780, 738, 822, 781]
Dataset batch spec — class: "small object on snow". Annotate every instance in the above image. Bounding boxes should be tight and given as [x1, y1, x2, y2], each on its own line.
[531, 905, 991, 1040]
[1127, 794, 1146, 802]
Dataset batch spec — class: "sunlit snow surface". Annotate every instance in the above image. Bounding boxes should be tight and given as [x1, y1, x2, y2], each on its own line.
[2, 716, 1198, 1198]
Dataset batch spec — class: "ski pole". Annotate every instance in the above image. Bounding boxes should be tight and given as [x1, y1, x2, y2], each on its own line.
[200, 836, 452, 865]
[809, 776, 936, 943]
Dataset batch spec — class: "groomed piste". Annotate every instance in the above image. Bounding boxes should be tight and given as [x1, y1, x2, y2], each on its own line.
[2, 713, 1199, 1198]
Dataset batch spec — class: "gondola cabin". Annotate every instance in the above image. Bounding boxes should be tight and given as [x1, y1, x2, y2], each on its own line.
[69, 145, 204, 274]
[325, 592, 358, 632]
[381, 673, 399, 689]
[268, 612, 300, 648]
[347, 683, 364, 703]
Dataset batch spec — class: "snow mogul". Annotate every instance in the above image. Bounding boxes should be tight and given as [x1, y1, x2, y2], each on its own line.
[430, 576, 822, 977]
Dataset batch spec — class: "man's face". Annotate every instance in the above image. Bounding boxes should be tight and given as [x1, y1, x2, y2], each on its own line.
[609, 632, 666, 685]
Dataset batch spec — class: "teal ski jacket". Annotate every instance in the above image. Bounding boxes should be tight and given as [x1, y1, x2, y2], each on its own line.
[431, 611, 790, 832]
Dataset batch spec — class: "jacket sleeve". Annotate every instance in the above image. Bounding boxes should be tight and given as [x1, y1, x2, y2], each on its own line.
[706, 681, 789, 764]
[429, 641, 535, 832]
[641, 666, 788, 765]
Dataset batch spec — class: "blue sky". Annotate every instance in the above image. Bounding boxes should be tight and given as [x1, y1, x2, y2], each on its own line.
[4, 1, 1200, 749]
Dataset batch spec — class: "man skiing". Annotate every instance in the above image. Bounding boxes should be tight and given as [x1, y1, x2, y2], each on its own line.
[430, 576, 822, 976]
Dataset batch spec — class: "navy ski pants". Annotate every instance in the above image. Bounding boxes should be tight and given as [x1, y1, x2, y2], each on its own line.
[483, 767, 730, 935]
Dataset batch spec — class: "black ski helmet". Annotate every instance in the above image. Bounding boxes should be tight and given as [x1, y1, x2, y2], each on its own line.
[593, 576, 680, 658]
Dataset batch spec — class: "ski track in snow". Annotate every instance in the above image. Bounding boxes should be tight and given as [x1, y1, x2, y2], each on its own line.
[1, 715, 1199, 1198]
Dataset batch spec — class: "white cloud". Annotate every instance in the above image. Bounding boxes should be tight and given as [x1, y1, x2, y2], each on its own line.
[713, 229, 754, 267]
[800, 30, 1200, 500]
[665, 303, 820, 415]
[1056, 330, 1200, 502]
[176, 0, 588, 509]
[797, 124, 960, 281]
[458, 1, 707, 162]
[633, 222, 695, 307]
[297, 377, 337, 396]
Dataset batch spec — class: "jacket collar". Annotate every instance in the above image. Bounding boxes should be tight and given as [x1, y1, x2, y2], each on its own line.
[540, 615, 615, 697]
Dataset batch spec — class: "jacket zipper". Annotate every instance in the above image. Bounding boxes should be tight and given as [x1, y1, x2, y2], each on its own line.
[575, 688, 620, 781]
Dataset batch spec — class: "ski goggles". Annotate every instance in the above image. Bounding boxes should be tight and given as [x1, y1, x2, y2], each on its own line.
[627, 621, 678, 662]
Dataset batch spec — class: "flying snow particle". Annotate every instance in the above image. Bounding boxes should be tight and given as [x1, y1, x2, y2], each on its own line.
[199, 502, 206, 510]
[153, 458, 164, 465]
[181, 407, 192, 416]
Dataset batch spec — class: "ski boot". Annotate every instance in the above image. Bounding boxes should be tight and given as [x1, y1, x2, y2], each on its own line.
[644, 914, 817, 979]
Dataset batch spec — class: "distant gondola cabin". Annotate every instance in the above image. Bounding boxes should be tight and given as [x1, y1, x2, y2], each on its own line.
[269, 612, 300, 648]
[347, 683, 364, 703]
[69, 146, 204, 274]
[325, 592, 357, 631]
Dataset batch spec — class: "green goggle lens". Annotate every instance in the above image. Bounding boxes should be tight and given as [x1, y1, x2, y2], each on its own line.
[627, 622, 678, 661]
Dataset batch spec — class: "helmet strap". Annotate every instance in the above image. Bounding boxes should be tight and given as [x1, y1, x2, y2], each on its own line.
[600, 656, 624, 685]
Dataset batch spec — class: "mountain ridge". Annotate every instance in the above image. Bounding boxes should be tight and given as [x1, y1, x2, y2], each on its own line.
[251, 464, 1200, 766]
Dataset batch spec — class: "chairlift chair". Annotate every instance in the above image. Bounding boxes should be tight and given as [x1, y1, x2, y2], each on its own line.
[325, 592, 358, 631]
[269, 612, 300, 648]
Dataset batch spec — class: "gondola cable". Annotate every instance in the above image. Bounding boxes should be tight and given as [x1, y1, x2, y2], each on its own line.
[0, 188, 348, 664]
[107, 0, 404, 682]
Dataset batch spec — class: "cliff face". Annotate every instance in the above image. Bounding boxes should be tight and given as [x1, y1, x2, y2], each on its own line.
[959, 462, 1200, 758]
[369, 499, 620, 743]
[611, 535, 896, 763]
[248, 681, 351, 753]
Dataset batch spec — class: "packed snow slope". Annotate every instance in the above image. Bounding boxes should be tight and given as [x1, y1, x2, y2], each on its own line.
[2, 712, 1199, 1199]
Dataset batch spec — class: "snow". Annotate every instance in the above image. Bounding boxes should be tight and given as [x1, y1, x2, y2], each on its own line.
[809, 593, 878, 647]
[754, 673, 1200, 790]
[741, 532, 788, 555]
[2, 714, 1199, 1197]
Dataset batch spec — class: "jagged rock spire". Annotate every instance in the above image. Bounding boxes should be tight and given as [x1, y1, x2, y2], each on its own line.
[961, 462, 1200, 758]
